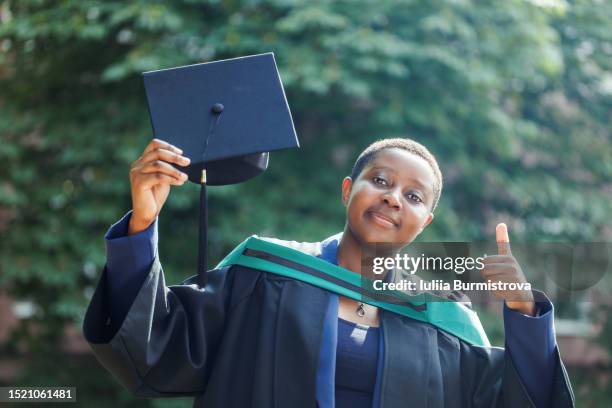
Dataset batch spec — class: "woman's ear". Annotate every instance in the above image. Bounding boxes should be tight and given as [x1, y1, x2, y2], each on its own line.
[341, 177, 352, 206]
[419, 213, 434, 233]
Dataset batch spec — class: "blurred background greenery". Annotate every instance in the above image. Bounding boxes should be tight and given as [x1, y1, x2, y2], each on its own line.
[0, 0, 610, 406]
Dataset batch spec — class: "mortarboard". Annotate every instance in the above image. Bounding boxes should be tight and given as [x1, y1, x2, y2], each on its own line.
[143, 53, 300, 287]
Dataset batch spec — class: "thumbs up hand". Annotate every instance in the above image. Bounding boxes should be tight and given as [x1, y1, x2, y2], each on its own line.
[481, 223, 535, 316]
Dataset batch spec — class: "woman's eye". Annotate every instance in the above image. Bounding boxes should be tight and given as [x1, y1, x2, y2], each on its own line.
[406, 193, 423, 203]
[372, 176, 388, 186]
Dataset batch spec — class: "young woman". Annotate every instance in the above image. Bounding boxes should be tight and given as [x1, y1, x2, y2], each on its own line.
[84, 138, 574, 407]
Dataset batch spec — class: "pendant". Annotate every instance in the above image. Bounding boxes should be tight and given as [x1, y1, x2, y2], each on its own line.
[356, 303, 366, 317]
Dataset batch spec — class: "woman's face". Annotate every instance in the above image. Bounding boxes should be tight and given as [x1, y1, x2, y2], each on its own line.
[342, 148, 435, 246]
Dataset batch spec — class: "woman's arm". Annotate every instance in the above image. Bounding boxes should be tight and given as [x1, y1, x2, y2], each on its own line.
[83, 257, 235, 396]
[103, 210, 158, 334]
[82, 138, 229, 396]
[475, 224, 574, 407]
[458, 322, 574, 408]
[503, 294, 557, 408]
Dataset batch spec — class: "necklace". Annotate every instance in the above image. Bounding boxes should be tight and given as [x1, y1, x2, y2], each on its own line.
[356, 302, 366, 317]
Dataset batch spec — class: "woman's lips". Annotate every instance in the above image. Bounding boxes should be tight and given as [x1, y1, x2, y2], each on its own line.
[368, 211, 397, 229]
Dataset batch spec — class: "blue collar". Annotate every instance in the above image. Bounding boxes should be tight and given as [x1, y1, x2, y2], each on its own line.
[319, 232, 343, 265]
[318, 232, 393, 284]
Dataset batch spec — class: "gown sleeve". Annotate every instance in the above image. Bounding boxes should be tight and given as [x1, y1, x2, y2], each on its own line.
[503, 300, 555, 407]
[82, 255, 236, 397]
[459, 292, 575, 407]
[104, 211, 158, 334]
[460, 341, 574, 407]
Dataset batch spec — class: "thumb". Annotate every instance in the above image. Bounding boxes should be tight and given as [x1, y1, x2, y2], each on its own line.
[496, 223, 511, 255]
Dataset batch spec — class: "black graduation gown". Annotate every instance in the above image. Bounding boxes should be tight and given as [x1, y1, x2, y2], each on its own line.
[83, 238, 575, 407]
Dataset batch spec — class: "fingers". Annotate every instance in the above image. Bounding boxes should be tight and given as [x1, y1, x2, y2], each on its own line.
[481, 264, 513, 276]
[482, 250, 517, 278]
[131, 164, 186, 190]
[496, 223, 511, 255]
[131, 140, 191, 190]
[138, 173, 186, 189]
[482, 255, 514, 264]
[143, 138, 183, 156]
[130, 139, 191, 187]
[133, 159, 189, 188]
[139, 147, 190, 169]
[139, 159, 189, 180]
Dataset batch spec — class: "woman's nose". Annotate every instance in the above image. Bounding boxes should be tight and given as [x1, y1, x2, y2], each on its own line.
[383, 190, 402, 209]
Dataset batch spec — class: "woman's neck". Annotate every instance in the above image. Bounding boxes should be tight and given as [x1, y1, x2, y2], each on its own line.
[336, 225, 401, 278]
[336, 226, 363, 274]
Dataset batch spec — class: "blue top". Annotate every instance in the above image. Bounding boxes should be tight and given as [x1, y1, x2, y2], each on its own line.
[104, 211, 556, 408]
[335, 318, 379, 408]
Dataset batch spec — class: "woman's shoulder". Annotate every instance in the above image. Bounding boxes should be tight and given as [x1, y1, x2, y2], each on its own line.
[255, 235, 324, 258]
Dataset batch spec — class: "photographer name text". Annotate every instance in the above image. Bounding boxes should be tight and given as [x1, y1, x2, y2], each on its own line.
[373, 279, 532, 292]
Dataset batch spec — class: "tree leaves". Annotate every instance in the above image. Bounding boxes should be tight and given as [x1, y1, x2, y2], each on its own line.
[0, 3, 609, 400]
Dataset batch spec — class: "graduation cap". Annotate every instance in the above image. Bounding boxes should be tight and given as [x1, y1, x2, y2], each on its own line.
[143, 53, 300, 287]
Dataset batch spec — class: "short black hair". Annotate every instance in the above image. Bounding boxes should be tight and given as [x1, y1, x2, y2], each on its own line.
[350, 138, 443, 211]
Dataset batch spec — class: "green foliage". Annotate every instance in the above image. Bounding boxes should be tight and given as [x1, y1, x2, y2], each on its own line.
[0, 0, 610, 404]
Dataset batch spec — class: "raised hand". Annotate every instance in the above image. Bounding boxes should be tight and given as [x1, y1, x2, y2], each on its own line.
[481, 223, 535, 316]
[128, 138, 191, 235]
